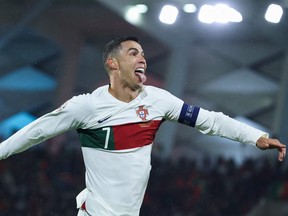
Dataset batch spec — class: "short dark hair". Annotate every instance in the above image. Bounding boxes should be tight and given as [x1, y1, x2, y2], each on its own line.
[103, 36, 139, 66]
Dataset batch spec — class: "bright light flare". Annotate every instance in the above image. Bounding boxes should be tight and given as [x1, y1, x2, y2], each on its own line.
[183, 4, 197, 13]
[134, 4, 148, 13]
[198, 5, 215, 24]
[159, 5, 179, 24]
[198, 4, 242, 24]
[124, 4, 148, 24]
[265, 4, 283, 23]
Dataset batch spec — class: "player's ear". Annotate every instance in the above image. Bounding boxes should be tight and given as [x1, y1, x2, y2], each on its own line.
[107, 58, 118, 70]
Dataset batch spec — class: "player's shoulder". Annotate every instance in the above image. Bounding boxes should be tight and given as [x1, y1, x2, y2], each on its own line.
[71, 85, 108, 102]
[144, 85, 174, 98]
[144, 85, 183, 112]
[145, 85, 169, 93]
[69, 92, 92, 103]
[91, 85, 109, 97]
[62, 87, 101, 111]
[54, 86, 108, 116]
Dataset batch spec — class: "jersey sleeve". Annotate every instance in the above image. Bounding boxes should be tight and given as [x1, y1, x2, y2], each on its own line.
[0, 94, 90, 159]
[195, 108, 269, 145]
[155, 87, 268, 146]
[159, 90, 184, 122]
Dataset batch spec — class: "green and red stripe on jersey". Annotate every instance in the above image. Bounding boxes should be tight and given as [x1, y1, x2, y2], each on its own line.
[77, 120, 162, 150]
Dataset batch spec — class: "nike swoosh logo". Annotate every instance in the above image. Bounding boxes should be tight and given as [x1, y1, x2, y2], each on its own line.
[98, 115, 112, 123]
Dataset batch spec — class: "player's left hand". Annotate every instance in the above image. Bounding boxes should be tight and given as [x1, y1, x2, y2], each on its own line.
[256, 137, 286, 162]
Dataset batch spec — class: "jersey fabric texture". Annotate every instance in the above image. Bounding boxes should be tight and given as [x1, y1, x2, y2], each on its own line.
[0, 85, 268, 216]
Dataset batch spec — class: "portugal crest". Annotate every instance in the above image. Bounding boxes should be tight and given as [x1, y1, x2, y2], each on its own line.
[136, 105, 149, 121]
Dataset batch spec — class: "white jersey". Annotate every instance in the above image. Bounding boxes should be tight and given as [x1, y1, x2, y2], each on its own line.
[0, 85, 268, 216]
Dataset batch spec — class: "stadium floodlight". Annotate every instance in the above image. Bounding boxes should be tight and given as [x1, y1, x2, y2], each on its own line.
[183, 4, 197, 13]
[215, 4, 231, 23]
[159, 5, 179, 24]
[134, 4, 148, 13]
[198, 4, 215, 23]
[265, 4, 283, 23]
[198, 3, 242, 24]
[124, 4, 148, 24]
[228, 7, 243, 22]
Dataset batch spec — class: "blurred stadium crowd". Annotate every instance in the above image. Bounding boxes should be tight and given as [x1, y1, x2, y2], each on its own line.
[0, 132, 287, 216]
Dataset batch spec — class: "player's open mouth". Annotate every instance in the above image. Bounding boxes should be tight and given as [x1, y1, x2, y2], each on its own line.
[135, 67, 145, 73]
[135, 67, 147, 83]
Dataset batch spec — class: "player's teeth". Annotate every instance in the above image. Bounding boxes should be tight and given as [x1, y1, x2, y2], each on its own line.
[136, 68, 144, 73]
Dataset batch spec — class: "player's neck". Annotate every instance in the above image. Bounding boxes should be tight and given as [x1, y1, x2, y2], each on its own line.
[108, 84, 142, 103]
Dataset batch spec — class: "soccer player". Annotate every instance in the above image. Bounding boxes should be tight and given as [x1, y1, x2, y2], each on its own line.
[0, 36, 286, 216]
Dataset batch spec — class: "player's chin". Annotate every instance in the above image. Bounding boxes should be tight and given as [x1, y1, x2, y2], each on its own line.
[131, 82, 143, 91]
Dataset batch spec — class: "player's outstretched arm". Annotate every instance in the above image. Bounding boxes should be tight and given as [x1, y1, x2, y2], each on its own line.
[0, 96, 86, 160]
[256, 137, 286, 162]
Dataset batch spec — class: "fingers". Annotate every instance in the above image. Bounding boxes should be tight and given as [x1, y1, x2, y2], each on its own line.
[273, 139, 286, 161]
[264, 139, 285, 151]
[256, 137, 286, 161]
[267, 139, 285, 149]
[269, 139, 286, 161]
[278, 145, 286, 162]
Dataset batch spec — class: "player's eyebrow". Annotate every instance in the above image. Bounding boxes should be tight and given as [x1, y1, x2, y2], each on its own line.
[127, 47, 145, 56]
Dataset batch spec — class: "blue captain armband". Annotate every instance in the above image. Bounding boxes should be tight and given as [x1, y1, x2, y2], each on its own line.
[178, 103, 200, 127]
